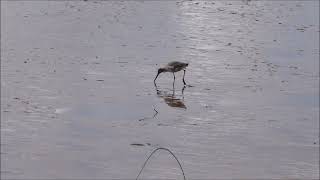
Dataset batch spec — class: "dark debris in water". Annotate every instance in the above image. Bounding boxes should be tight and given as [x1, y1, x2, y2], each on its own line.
[157, 123, 169, 126]
[131, 143, 145, 147]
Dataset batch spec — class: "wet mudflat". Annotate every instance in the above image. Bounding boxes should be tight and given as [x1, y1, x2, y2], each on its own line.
[1, 1, 319, 179]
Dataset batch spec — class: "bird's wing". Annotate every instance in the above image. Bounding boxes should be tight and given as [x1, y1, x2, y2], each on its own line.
[167, 61, 182, 67]
[167, 61, 187, 71]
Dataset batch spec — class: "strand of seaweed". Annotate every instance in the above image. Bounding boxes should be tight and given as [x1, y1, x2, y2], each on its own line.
[136, 147, 186, 180]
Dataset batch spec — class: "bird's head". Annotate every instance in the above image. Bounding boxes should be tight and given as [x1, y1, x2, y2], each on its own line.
[154, 68, 165, 82]
[157, 68, 166, 74]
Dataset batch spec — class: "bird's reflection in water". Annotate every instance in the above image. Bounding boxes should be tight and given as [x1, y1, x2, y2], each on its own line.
[154, 83, 187, 109]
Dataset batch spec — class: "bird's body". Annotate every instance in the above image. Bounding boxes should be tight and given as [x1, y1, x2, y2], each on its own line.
[163, 61, 189, 73]
[154, 61, 189, 85]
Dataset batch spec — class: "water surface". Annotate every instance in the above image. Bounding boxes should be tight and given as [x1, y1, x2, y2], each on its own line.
[1, 1, 319, 179]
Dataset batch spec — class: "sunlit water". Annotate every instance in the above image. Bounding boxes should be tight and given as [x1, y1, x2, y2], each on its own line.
[1, 1, 319, 179]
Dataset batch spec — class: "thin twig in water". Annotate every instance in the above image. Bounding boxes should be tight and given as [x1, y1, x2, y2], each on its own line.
[136, 147, 186, 180]
[139, 107, 159, 121]
[152, 108, 158, 118]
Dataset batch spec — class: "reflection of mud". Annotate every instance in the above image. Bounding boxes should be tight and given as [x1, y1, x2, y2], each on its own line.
[155, 84, 187, 109]
[162, 96, 186, 109]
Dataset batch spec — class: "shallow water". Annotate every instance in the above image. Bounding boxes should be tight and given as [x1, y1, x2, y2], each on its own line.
[1, 1, 319, 179]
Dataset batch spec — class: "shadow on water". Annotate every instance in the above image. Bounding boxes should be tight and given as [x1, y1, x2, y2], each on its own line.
[154, 82, 187, 109]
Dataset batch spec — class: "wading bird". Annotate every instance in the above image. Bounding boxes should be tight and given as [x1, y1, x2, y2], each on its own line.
[154, 61, 189, 85]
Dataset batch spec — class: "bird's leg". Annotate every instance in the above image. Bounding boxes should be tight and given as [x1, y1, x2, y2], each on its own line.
[172, 77, 175, 93]
[182, 70, 187, 85]
[173, 72, 176, 84]
[181, 86, 186, 101]
[172, 83, 175, 97]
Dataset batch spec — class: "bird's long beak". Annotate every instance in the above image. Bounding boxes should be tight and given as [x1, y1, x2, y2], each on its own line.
[154, 72, 160, 83]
